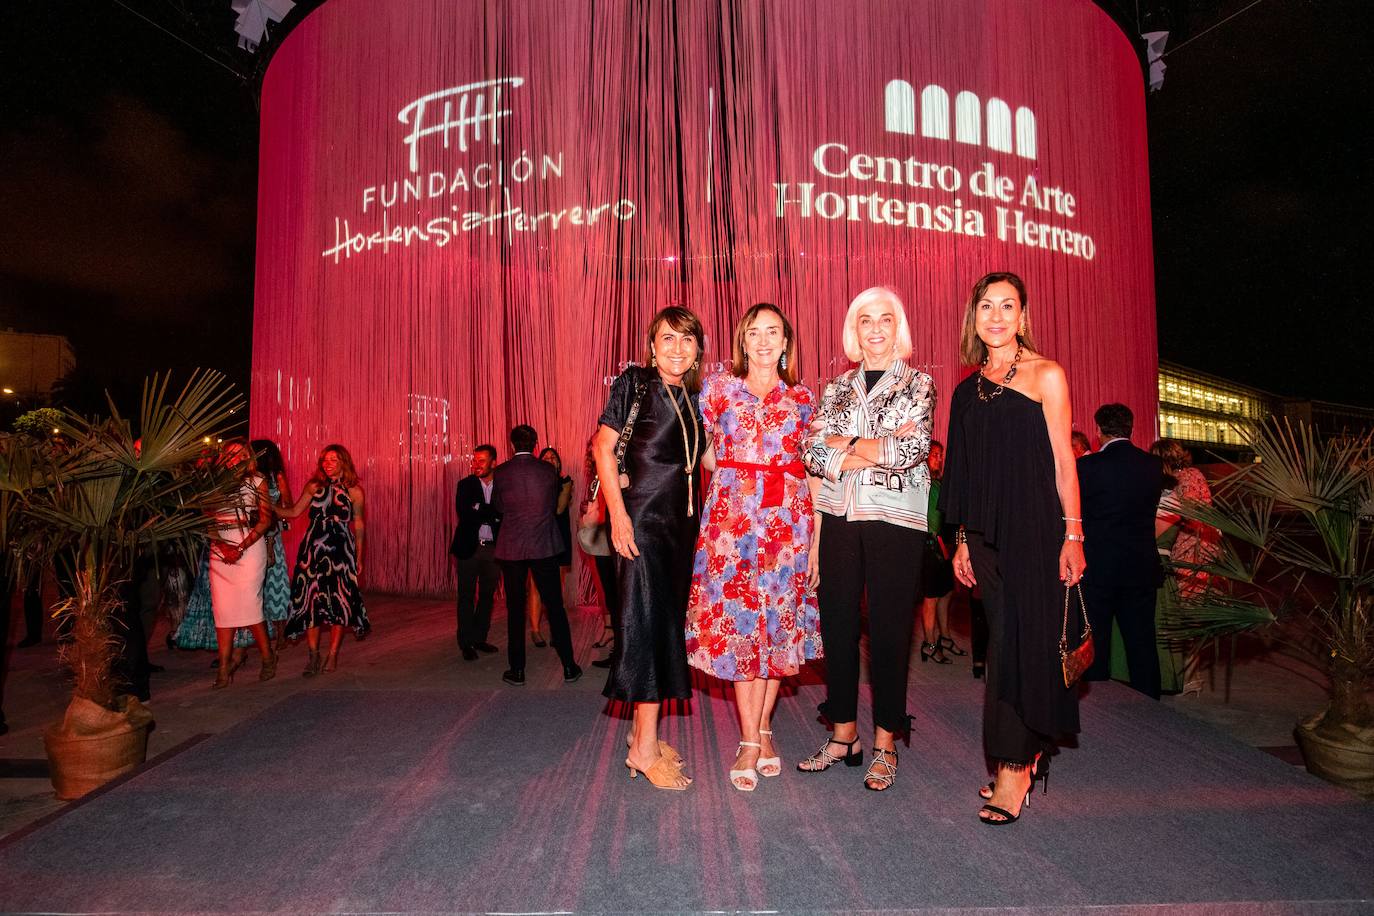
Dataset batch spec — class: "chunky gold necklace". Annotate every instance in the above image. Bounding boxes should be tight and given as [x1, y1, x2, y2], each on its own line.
[662, 381, 702, 516]
[977, 346, 1023, 402]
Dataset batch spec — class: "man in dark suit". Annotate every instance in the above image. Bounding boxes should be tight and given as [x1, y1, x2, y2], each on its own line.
[451, 444, 502, 661]
[1077, 404, 1166, 699]
[491, 424, 580, 686]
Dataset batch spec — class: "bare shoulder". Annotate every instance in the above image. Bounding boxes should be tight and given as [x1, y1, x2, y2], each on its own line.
[1022, 353, 1067, 399]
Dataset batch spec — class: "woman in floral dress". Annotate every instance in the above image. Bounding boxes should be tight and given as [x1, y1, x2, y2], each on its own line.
[686, 304, 822, 791]
[280, 444, 369, 675]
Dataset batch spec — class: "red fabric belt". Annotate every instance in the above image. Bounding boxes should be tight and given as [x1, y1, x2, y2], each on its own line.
[716, 459, 804, 508]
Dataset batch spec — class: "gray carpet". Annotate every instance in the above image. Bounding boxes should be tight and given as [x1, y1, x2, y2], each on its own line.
[0, 679, 1370, 914]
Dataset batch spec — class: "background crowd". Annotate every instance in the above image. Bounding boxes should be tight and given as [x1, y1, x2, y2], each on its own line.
[4, 279, 1216, 818]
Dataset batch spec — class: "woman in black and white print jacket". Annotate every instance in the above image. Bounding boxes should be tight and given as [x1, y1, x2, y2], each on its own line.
[797, 285, 935, 793]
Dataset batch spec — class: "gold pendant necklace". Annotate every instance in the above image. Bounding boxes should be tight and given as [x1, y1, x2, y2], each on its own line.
[663, 382, 701, 516]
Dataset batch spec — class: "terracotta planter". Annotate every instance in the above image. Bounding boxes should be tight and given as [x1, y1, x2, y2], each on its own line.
[1294, 714, 1374, 799]
[43, 696, 155, 800]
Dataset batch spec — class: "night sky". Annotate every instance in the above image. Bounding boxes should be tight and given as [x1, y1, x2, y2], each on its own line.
[1, 1, 1366, 409]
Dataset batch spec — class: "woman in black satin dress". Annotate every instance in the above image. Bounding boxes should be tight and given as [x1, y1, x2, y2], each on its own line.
[941, 272, 1085, 826]
[594, 306, 705, 791]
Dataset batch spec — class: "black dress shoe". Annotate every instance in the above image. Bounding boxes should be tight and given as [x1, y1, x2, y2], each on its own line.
[17, 636, 40, 648]
[563, 664, 583, 683]
[476, 642, 499, 654]
[146, 663, 166, 673]
[590, 655, 612, 669]
[461, 647, 479, 661]
[502, 669, 525, 686]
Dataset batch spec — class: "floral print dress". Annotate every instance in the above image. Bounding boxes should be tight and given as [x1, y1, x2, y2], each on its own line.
[686, 373, 823, 680]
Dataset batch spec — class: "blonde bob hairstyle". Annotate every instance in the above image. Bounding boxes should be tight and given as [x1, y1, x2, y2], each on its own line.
[730, 303, 798, 385]
[842, 286, 913, 364]
[959, 271, 1039, 366]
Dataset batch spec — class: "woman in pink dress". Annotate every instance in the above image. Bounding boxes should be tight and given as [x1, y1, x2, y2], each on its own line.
[686, 304, 822, 791]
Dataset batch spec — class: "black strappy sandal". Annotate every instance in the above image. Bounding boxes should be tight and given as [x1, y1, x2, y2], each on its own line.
[938, 635, 968, 657]
[796, 737, 863, 772]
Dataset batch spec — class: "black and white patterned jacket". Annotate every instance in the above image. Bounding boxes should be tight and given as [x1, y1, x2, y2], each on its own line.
[803, 359, 935, 530]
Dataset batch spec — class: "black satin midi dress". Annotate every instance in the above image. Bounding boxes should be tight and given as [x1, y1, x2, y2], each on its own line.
[598, 366, 702, 703]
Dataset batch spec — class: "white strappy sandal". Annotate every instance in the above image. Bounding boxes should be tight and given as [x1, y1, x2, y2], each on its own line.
[730, 741, 762, 791]
[757, 729, 781, 778]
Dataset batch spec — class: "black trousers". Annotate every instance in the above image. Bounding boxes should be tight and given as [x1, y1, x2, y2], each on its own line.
[593, 553, 622, 656]
[455, 544, 500, 649]
[1083, 581, 1161, 700]
[816, 516, 923, 733]
[500, 556, 575, 671]
[967, 533, 1046, 763]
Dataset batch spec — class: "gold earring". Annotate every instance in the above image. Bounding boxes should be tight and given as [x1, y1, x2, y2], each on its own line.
[650, 352, 657, 367]
[692, 360, 700, 370]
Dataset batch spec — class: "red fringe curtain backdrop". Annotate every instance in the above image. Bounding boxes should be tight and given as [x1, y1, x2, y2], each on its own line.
[251, 0, 1156, 596]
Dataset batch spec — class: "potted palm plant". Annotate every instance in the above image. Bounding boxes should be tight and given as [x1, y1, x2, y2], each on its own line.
[1162, 419, 1374, 796]
[0, 371, 243, 799]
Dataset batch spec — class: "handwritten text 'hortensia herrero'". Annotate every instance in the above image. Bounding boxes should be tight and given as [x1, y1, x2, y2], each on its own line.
[321, 78, 638, 264]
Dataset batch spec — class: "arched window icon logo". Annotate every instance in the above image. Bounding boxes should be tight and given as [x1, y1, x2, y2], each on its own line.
[884, 81, 1036, 159]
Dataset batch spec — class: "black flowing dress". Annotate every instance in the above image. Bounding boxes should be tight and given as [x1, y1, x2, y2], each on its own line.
[598, 366, 702, 703]
[939, 374, 1078, 756]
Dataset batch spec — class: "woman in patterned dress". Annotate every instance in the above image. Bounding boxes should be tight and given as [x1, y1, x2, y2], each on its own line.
[251, 439, 293, 646]
[686, 304, 822, 791]
[280, 444, 369, 675]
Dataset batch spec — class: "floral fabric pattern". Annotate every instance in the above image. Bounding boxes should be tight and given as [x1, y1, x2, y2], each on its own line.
[1158, 466, 1221, 597]
[686, 373, 822, 680]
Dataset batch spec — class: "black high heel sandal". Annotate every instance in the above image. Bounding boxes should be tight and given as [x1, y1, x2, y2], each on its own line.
[979, 752, 1048, 799]
[592, 626, 615, 649]
[920, 641, 952, 664]
[938, 635, 967, 657]
[797, 737, 863, 772]
[979, 760, 1034, 825]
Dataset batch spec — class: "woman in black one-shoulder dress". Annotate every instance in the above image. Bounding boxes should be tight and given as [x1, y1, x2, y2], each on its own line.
[594, 306, 705, 791]
[940, 272, 1085, 826]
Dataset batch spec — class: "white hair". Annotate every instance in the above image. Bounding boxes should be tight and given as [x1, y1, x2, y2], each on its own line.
[842, 286, 913, 363]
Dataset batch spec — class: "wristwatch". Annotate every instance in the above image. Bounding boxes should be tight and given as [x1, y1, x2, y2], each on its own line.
[845, 436, 860, 455]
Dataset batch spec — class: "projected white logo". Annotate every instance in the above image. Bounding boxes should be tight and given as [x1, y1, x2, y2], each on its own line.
[399, 78, 525, 172]
[321, 75, 637, 264]
[771, 77, 1096, 261]
[883, 81, 1036, 159]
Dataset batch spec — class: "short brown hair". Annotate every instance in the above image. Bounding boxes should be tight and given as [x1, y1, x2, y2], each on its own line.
[730, 303, 798, 385]
[644, 306, 706, 394]
[959, 272, 1037, 366]
[1150, 438, 1192, 472]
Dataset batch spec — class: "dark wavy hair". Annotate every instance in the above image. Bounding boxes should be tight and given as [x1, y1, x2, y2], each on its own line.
[251, 438, 285, 477]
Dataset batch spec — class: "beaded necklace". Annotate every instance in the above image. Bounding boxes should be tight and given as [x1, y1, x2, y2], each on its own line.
[661, 379, 702, 516]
